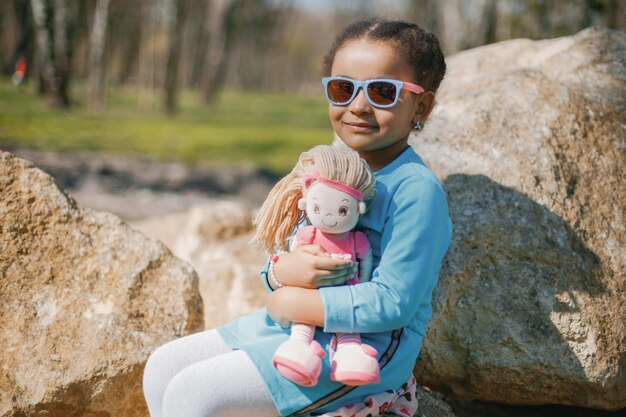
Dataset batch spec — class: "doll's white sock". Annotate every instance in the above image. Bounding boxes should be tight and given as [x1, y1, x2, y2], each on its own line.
[290, 322, 315, 343]
[336, 332, 361, 348]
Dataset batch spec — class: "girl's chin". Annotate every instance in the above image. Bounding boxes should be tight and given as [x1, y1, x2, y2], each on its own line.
[339, 137, 379, 152]
[338, 130, 378, 143]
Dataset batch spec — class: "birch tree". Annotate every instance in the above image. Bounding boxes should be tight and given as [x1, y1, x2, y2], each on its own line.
[30, 0, 76, 108]
[201, 0, 239, 104]
[163, 0, 187, 114]
[88, 0, 112, 110]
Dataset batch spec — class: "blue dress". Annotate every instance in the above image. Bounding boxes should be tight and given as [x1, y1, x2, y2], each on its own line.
[218, 147, 452, 416]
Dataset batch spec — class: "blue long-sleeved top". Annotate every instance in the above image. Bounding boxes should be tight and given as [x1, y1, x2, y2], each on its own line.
[218, 146, 452, 416]
[321, 148, 451, 336]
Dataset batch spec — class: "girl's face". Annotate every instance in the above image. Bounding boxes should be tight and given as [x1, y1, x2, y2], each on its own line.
[328, 39, 431, 169]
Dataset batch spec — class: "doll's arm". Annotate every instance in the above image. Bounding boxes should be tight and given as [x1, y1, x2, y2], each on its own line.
[358, 249, 373, 284]
[354, 231, 372, 283]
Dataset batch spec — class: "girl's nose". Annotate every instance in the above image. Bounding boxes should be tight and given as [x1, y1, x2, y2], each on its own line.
[348, 88, 371, 113]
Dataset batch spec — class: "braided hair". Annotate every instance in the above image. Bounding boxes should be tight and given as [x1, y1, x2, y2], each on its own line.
[323, 17, 446, 93]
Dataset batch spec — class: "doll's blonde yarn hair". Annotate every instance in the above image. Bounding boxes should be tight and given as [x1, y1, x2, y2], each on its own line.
[251, 145, 376, 253]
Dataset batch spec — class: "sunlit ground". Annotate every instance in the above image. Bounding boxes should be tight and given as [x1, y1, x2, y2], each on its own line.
[0, 78, 332, 175]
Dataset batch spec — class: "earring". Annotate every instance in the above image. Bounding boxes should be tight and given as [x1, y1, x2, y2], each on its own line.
[413, 120, 422, 131]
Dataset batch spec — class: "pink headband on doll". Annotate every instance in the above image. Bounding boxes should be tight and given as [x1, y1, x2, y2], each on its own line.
[301, 170, 364, 201]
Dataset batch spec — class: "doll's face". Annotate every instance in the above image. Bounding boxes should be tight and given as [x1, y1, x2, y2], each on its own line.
[304, 182, 361, 234]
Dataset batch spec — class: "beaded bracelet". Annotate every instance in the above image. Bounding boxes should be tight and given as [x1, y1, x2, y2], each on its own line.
[269, 255, 284, 289]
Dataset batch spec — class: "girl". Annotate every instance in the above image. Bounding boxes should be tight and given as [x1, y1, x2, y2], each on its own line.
[143, 17, 452, 417]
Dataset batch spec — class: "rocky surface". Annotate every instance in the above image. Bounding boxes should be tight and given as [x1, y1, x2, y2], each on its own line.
[131, 201, 268, 329]
[412, 27, 625, 410]
[415, 386, 457, 417]
[0, 152, 204, 416]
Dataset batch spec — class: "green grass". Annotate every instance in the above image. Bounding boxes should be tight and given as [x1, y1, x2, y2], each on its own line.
[0, 78, 333, 175]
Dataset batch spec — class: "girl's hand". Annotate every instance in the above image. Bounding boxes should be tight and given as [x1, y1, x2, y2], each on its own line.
[273, 245, 355, 289]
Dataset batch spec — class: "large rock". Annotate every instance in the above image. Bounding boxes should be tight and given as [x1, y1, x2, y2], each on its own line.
[131, 201, 268, 329]
[0, 152, 204, 416]
[412, 27, 625, 410]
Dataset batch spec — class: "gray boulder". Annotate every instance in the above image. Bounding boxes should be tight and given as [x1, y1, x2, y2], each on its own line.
[0, 152, 204, 416]
[413, 27, 625, 410]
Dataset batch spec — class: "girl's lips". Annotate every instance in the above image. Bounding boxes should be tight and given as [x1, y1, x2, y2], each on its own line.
[343, 121, 377, 133]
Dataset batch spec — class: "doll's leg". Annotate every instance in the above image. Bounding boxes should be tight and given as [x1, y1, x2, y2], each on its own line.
[330, 332, 380, 386]
[273, 322, 325, 386]
[161, 349, 278, 417]
[143, 329, 232, 417]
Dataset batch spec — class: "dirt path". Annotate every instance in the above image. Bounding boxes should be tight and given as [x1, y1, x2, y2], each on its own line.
[5, 147, 277, 220]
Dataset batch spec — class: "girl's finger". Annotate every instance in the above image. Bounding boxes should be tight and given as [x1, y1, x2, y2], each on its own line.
[318, 277, 348, 287]
[313, 257, 353, 270]
[318, 270, 351, 280]
[316, 269, 346, 279]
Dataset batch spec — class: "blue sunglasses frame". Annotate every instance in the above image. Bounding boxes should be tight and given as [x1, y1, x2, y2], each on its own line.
[322, 76, 425, 109]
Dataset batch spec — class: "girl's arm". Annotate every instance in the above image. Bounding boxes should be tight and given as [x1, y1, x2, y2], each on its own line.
[266, 244, 370, 326]
[266, 286, 324, 327]
[264, 243, 353, 325]
[318, 177, 452, 334]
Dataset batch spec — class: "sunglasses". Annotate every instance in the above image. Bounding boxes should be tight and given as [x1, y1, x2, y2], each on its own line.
[322, 76, 425, 109]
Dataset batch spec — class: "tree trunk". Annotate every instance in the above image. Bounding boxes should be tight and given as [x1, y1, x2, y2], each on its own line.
[52, 0, 76, 104]
[179, 0, 207, 87]
[110, 1, 141, 84]
[483, 0, 498, 45]
[88, 0, 112, 111]
[163, 0, 186, 114]
[137, 0, 157, 110]
[31, 0, 65, 106]
[30, 0, 76, 108]
[201, 0, 239, 104]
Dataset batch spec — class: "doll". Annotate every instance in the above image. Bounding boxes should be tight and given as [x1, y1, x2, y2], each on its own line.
[251, 145, 380, 387]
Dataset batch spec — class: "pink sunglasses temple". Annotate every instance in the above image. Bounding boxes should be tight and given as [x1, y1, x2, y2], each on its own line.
[402, 81, 425, 95]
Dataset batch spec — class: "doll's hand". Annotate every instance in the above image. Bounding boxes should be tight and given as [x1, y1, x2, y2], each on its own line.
[273, 245, 355, 289]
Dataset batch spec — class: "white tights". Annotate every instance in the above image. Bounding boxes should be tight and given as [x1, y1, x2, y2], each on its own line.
[143, 329, 278, 417]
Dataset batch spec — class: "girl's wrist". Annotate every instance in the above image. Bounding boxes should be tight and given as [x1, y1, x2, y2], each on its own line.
[269, 255, 285, 289]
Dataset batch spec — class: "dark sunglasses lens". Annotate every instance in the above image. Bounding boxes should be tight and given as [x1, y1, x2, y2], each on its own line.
[327, 79, 355, 104]
[368, 81, 397, 105]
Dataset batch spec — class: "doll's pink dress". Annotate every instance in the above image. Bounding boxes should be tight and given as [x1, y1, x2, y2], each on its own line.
[291, 225, 380, 386]
[295, 226, 369, 285]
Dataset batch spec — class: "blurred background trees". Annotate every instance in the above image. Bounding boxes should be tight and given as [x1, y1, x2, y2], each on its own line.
[1, 0, 624, 112]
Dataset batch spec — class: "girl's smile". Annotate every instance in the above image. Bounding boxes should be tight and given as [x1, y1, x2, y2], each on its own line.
[343, 120, 378, 134]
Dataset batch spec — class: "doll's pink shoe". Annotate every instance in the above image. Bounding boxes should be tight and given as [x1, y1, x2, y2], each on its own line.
[330, 343, 380, 386]
[273, 339, 326, 386]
